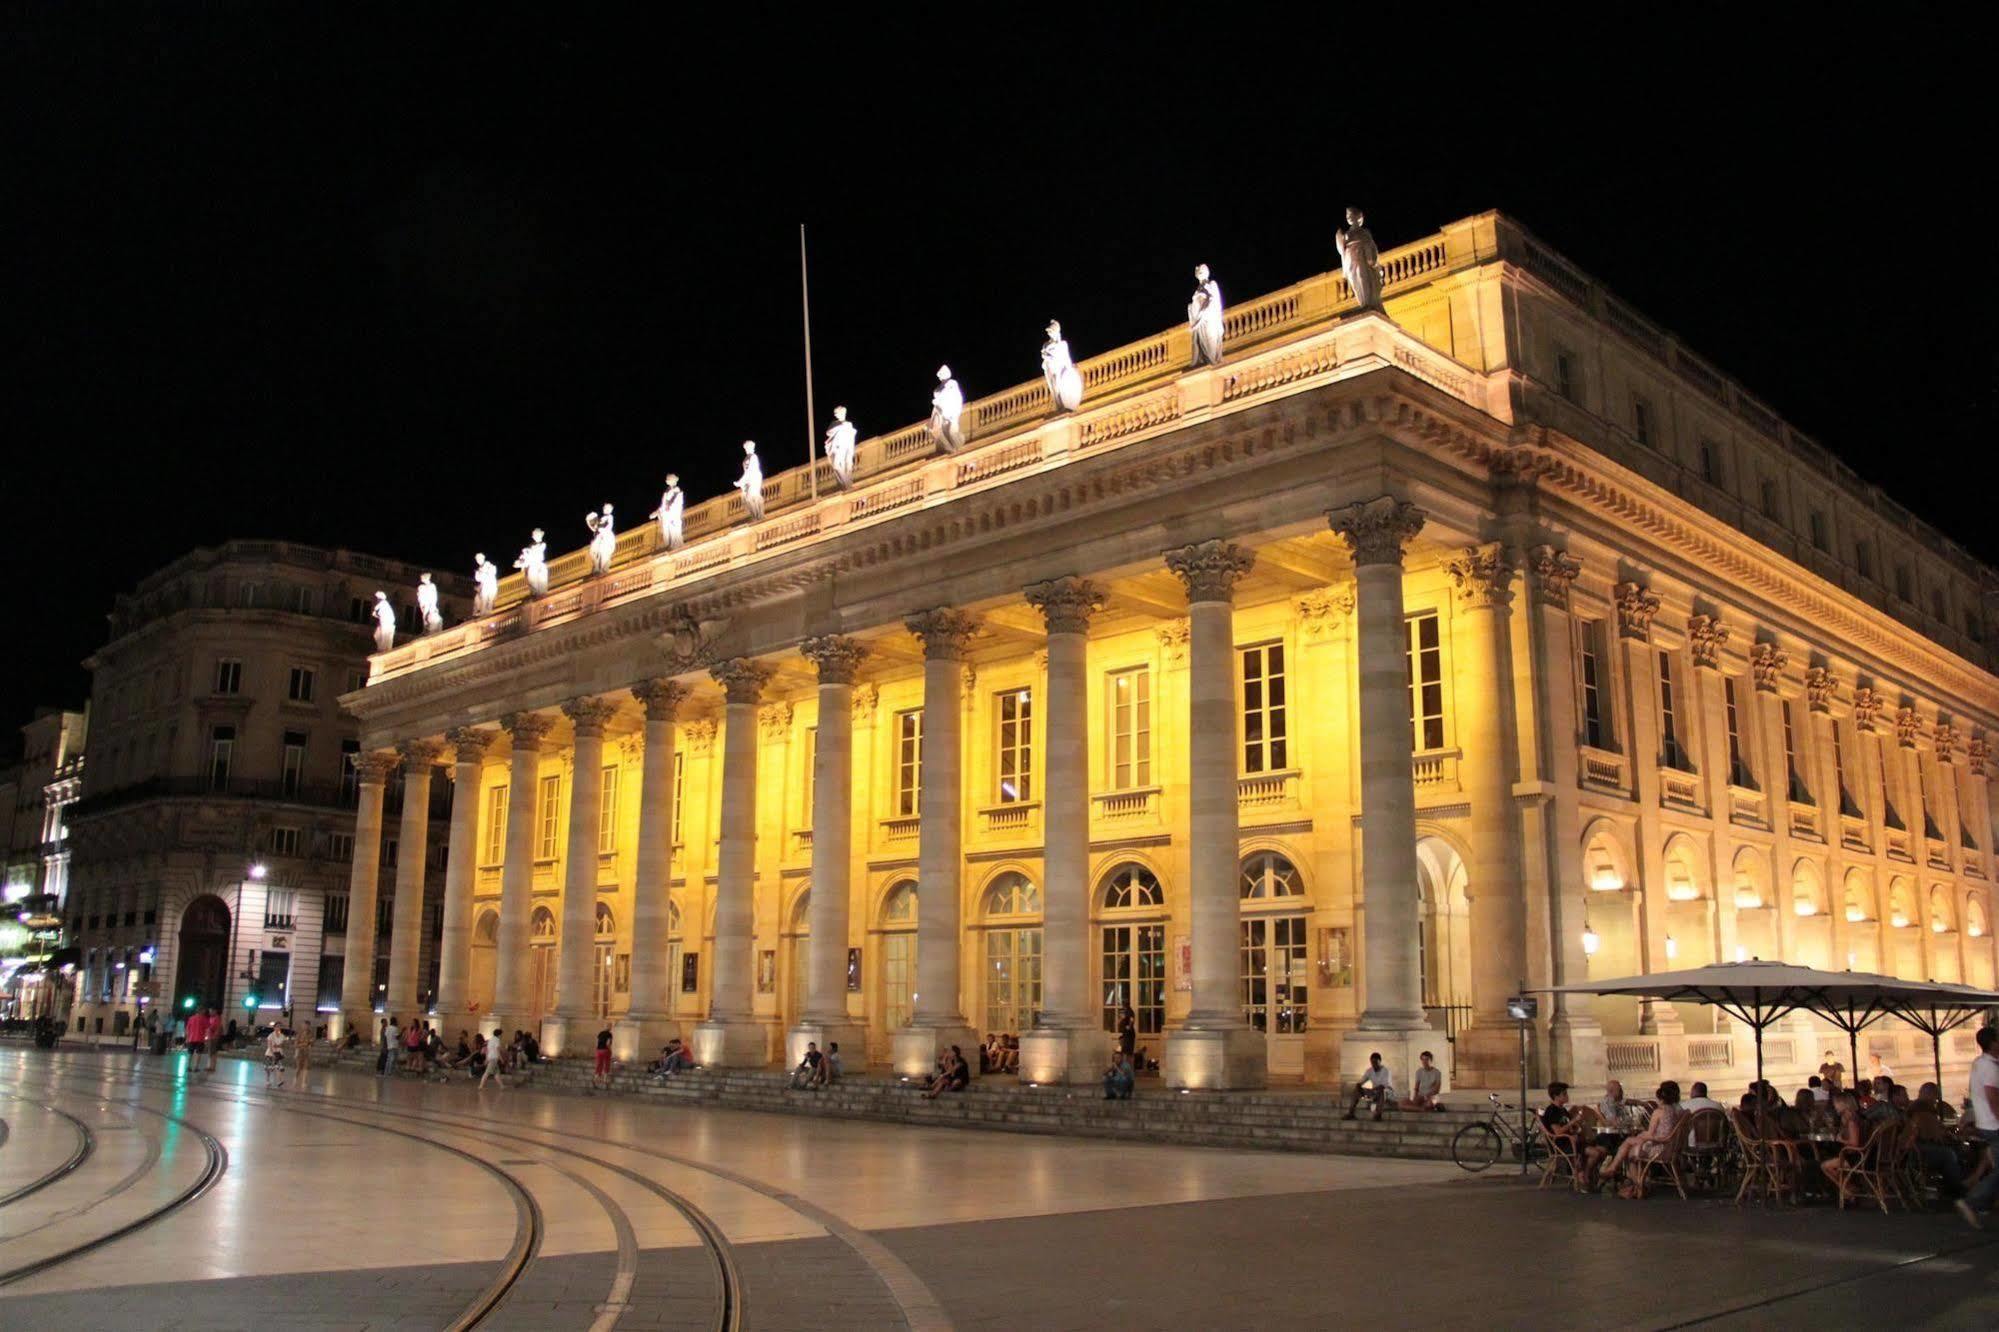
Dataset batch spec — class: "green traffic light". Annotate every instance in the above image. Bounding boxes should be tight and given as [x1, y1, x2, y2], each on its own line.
[182, 996, 196, 1011]
[243, 994, 257, 1009]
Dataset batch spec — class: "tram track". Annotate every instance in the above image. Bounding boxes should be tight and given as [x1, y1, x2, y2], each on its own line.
[0, 1090, 94, 1209]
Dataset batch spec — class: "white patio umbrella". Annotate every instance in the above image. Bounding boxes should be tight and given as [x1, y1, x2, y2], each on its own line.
[1881, 979, 1999, 1094]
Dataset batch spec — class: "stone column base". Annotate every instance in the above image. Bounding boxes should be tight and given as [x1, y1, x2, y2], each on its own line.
[1017, 1025, 1109, 1086]
[543, 1013, 619, 1061]
[613, 1014, 686, 1064]
[692, 1017, 772, 1068]
[892, 1023, 980, 1079]
[1339, 1027, 1440, 1102]
[785, 1021, 868, 1074]
[1548, 1012, 1607, 1093]
[1163, 1025, 1266, 1090]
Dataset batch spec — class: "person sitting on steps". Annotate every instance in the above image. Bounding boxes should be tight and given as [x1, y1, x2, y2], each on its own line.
[1342, 1052, 1395, 1121]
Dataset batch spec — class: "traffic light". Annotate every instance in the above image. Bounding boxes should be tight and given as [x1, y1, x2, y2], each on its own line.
[182, 995, 197, 1012]
[242, 993, 258, 1010]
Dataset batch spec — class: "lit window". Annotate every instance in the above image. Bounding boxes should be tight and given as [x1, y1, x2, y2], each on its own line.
[996, 690, 1032, 803]
[598, 764, 619, 854]
[895, 710, 924, 818]
[1240, 642, 1288, 773]
[483, 783, 508, 864]
[1658, 653, 1688, 771]
[1107, 667, 1152, 790]
[537, 773, 561, 859]
[1406, 614, 1443, 752]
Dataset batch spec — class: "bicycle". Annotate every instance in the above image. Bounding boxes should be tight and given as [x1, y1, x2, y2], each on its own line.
[1452, 1092, 1547, 1172]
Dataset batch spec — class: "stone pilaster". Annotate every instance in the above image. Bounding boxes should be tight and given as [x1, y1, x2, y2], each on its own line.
[1019, 578, 1109, 1085]
[694, 659, 774, 1067]
[786, 636, 870, 1071]
[1328, 497, 1435, 1085]
[384, 738, 444, 1020]
[434, 727, 493, 1025]
[337, 751, 399, 1037]
[1160, 541, 1264, 1089]
[492, 711, 553, 1036]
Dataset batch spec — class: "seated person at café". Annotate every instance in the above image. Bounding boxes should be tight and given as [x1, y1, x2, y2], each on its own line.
[1603, 1081, 1686, 1197]
[1398, 1051, 1444, 1112]
[1542, 1081, 1608, 1186]
[1907, 1089, 1966, 1197]
[1863, 1077, 1903, 1126]
[1817, 1090, 1869, 1194]
[1682, 1081, 1725, 1114]
[1808, 1074, 1829, 1103]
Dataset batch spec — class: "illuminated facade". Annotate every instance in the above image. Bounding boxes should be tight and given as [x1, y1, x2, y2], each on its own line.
[345, 213, 1999, 1091]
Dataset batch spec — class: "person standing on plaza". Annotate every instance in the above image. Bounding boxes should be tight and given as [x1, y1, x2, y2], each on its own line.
[479, 1028, 507, 1090]
[1955, 1026, 1999, 1227]
[293, 1020, 313, 1087]
[183, 1006, 206, 1072]
[593, 1025, 614, 1090]
[381, 1015, 401, 1078]
[263, 1025, 289, 1089]
[203, 1007, 221, 1071]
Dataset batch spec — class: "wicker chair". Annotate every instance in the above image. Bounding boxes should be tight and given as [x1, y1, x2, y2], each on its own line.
[1728, 1107, 1800, 1206]
[1828, 1119, 1909, 1213]
[1677, 1109, 1731, 1195]
[1632, 1110, 1699, 1199]
[1537, 1117, 1586, 1191]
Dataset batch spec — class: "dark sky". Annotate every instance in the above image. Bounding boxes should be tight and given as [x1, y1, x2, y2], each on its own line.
[3, 8, 1993, 751]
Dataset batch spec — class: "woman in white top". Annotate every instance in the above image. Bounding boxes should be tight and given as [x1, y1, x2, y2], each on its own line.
[479, 1029, 508, 1090]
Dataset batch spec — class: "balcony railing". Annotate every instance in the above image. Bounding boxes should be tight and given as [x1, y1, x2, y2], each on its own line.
[1659, 768, 1702, 811]
[1885, 826, 1914, 862]
[880, 815, 921, 845]
[1787, 802, 1822, 842]
[1237, 770, 1300, 813]
[979, 802, 1039, 836]
[790, 828, 813, 860]
[1579, 746, 1627, 791]
[1840, 814, 1871, 853]
[1411, 749, 1461, 792]
[1727, 785, 1768, 830]
[1092, 787, 1160, 822]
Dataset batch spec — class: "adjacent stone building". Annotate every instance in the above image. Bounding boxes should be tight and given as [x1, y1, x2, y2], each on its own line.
[64, 541, 470, 1038]
[341, 211, 1999, 1092]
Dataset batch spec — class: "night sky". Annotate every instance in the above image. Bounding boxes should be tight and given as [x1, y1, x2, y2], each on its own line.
[3, 9, 1992, 752]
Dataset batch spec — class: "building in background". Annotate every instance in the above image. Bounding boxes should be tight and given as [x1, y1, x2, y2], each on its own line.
[1, 709, 87, 1020]
[63, 541, 470, 1039]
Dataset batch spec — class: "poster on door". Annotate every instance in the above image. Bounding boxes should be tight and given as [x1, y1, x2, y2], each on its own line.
[1174, 934, 1192, 991]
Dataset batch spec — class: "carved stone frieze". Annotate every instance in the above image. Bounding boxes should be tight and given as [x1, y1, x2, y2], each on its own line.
[1748, 642, 1788, 694]
[1804, 667, 1837, 714]
[1686, 615, 1729, 671]
[759, 702, 794, 739]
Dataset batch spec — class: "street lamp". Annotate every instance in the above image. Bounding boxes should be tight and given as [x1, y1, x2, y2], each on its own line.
[1664, 934, 1678, 962]
[1581, 921, 1600, 958]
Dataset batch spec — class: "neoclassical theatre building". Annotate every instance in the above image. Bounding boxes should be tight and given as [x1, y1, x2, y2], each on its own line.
[343, 211, 1999, 1092]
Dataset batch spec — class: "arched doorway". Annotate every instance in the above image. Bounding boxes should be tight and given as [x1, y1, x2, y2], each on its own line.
[469, 910, 499, 1014]
[1731, 847, 1775, 961]
[1095, 862, 1165, 1040]
[1928, 886, 1960, 982]
[783, 887, 810, 1029]
[979, 872, 1041, 1034]
[1240, 851, 1309, 1076]
[528, 905, 557, 1023]
[877, 881, 917, 1036]
[1414, 837, 1471, 1017]
[173, 894, 230, 1014]
[593, 901, 617, 1019]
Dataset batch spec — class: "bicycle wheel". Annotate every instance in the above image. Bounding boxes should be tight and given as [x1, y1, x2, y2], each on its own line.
[1452, 1122, 1502, 1172]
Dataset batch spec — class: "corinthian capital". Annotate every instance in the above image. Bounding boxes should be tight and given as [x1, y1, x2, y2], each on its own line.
[396, 738, 445, 769]
[1893, 707, 1924, 750]
[1528, 546, 1582, 610]
[1164, 540, 1255, 602]
[1804, 667, 1838, 714]
[1613, 582, 1661, 640]
[683, 718, 718, 753]
[1852, 687, 1884, 733]
[1748, 642, 1788, 693]
[1295, 585, 1355, 640]
[708, 658, 774, 705]
[1326, 496, 1425, 567]
[1445, 542, 1513, 611]
[1968, 736, 1989, 776]
[905, 608, 980, 661]
[352, 750, 400, 785]
[1023, 577, 1108, 635]
[1686, 615, 1729, 671]
[800, 635, 869, 684]
[446, 726, 495, 763]
[631, 678, 690, 722]
[501, 711, 555, 749]
[759, 702, 794, 739]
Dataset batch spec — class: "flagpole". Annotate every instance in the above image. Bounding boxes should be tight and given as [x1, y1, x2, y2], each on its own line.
[801, 223, 819, 501]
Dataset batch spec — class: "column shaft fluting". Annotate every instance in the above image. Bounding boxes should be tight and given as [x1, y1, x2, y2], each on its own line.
[434, 729, 491, 1021]
[554, 699, 617, 1023]
[493, 713, 551, 1026]
[624, 681, 685, 1021]
[385, 740, 442, 1018]
[337, 753, 397, 1033]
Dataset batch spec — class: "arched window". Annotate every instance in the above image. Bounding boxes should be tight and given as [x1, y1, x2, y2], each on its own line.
[1240, 851, 1303, 901]
[530, 906, 557, 939]
[1969, 894, 1989, 941]
[982, 872, 1041, 918]
[789, 887, 812, 933]
[594, 901, 616, 937]
[881, 880, 917, 926]
[1930, 886, 1956, 936]
[1099, 863, 1163, 911]
[880, 880, 917, 1031]
[474, 910, 499, 946]
[668, 898, 683, 937]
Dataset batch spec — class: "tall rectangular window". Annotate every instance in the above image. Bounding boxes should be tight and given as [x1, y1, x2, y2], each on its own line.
[1406, 615, 1443, 752]
[483, 784, 508, 863]
[1809, 510, 1828, 552]
[1759, 477, 1780, 521]
[1782, 701, 1810, 803]
[287, 666, 316, 703]
[537, 773, 561, 859]
[1108, 667, 1153, 789]
[325, 894, 349, 935]
[1894, 565, 1913, 603]
[208, 725, 236, 789]
[268, 826, 301, 857]
[1723, 678, 1752, 788]
[1579, 620, 1608, 750]
[1632, 395, 1653, 445]
[895, 710, 924, 817]
[328, 832, 354, 862]
[996, 689, 1032, 803]
[1554, 348, 1578, 402]
[1240, 642, 1289, 773]
[670, 753, 685, 843]
[598, 763, 619, 854]
[281, 731, 307, 796]
[1658, 652, 1687, 771]
[214, 658, 242, 695]
[1876, 741, 1904, 830]
[1833, 721, 1860, 817]
[800, 727, 816, 826]
[1855, 540, 1874, 580]
[264, 886, 297, 930]
[1698, 439, 1723, 487]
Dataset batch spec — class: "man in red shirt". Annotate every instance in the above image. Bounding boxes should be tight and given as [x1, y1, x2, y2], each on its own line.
[185, 1007, 208, 1070]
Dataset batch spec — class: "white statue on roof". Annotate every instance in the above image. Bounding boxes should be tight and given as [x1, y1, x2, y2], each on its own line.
[734, 441, 764, 521]
[1188, 263, 1224, 367]
[472, 554, 498, 616]
[416, 573, 443, 634]
[371, 591, 396, 652]
[824, 406, 857, 491]
[516, 529, 549, 598]
[650, 474, 685, 550]
[929, 364, 965, 453]
[585, 503, 617, 575]
[1336, 206, 1384, 312]
[1041, 319, 1083, 413]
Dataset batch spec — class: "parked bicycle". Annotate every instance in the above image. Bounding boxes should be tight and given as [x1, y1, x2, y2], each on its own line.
[1452, 1092, 1546, 1172]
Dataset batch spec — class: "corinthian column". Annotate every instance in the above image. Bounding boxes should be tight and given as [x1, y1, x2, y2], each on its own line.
[384, 738, 443, 1021]
[893, 609, 982, 1077]
[1161, 540, 1264, 1090]
[1445, 543, 1529, 1085]
[787, 636, 870, 1070]
[615, 679, 686, 1061]
[1020, 577, 1108, 1084]
[1329, 496, 1434, 1083]
[493, 711, 553, 1034]
[434, 727, 493, 1025]
[693, 658, 774, 1067]
[548, 696, 619, 1055]
[337, 750, 399, 1038]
